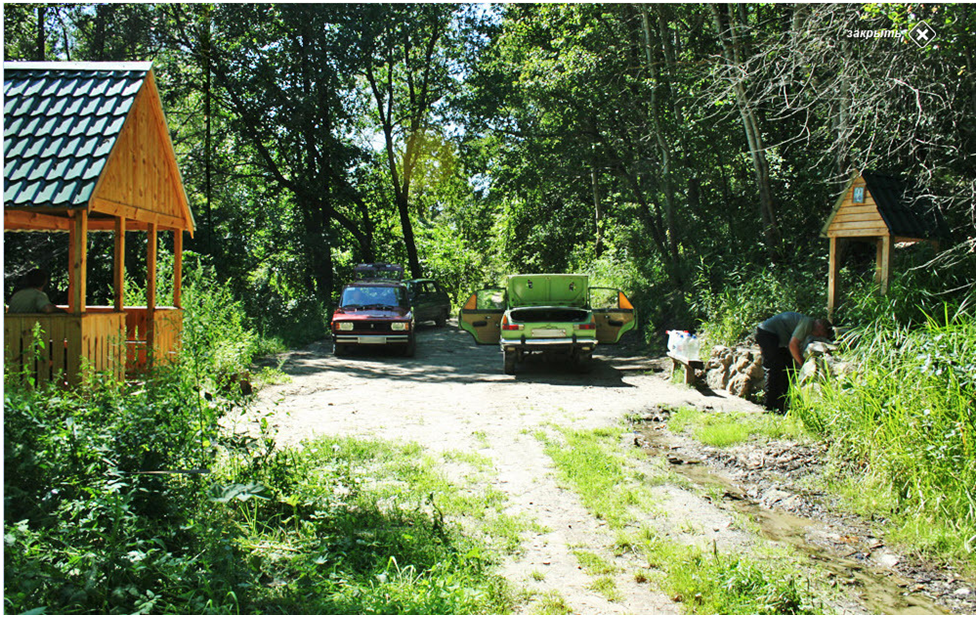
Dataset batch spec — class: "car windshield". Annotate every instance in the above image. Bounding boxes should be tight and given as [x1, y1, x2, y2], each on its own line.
[340, 285, 405, 308]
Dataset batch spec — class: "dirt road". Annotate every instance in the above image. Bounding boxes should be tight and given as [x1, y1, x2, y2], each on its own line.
[252, 322, 973, 615]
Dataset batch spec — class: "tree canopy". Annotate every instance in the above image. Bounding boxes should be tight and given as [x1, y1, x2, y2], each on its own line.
[4, 3, 974, 340]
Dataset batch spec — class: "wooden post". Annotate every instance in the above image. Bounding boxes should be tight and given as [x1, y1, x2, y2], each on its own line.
[68, 210, 88, 315]
[173, 229, 183, 308]
[114, 216, 126, 312]
[879, 235, 893, 295]
[827, 236, 840, 320]
[874, 237, 884, 285]
[146, 222, 158, 367]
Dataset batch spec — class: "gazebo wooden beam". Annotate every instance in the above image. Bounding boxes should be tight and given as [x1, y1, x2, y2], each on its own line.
[114, 216, 126, 312]
[827, 236, 841, 320]
[173, 229, 183, 308]
[68, 210, 88, 315]
[91, 196, 188, 232]
[4, 209, 72, 231]
[146, 222, 158, 368]
[876, 236, 894, 294]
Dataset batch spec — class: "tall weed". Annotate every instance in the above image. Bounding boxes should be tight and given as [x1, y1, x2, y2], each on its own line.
[792, 306, 976, 563]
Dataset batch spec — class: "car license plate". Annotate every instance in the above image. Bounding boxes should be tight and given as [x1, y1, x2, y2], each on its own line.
[532, 328, 565, 338]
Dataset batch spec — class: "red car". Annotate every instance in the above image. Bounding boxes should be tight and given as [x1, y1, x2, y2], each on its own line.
[331, 265, 416, 357]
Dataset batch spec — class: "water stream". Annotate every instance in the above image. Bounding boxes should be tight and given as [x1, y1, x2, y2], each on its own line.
[638, 429, 947, 615]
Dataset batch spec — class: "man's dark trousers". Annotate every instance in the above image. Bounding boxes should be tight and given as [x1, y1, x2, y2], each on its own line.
[756, 327, 792, 413]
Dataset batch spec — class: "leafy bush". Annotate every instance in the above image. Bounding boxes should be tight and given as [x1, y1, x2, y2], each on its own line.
[241, 268, 328, 349]
[4, 375, 514, 614]
[3, 371, 222, 614]
[834, 244, 976, 328]
[791, 306, 976, 563]
[689, 258, 827, 347]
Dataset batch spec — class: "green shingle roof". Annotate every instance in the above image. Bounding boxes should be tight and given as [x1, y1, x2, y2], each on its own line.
[4, 62, 151, 211]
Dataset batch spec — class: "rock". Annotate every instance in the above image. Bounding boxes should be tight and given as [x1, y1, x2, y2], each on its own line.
[703, 344, 771, 399]
[799, 358, 821, 384]
[728, 373, 752, 398]
[872, 551, 901, 568]
[732, 356, 752, 373]
[747, 360, 764, 382]
[760, 488, 792, 507]
[706, 367, 729, 390]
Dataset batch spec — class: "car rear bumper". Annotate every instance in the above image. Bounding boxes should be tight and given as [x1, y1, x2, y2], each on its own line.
[500, 336, 596, 352]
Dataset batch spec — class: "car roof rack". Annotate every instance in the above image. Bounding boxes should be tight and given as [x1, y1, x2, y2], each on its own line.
[353, 263, 405, 281]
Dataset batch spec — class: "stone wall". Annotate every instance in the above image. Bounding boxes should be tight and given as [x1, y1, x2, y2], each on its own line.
[705, 345, 764, 399]
[704, 340, 845, 401]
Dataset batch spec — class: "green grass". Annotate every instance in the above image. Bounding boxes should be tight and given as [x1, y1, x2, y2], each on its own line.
[535, 424, 822, 614]
[667, 407, 808, 447]
[587, 575, 622, 602]
[791, 309, 976, 565]
[641, 535, 823, 614]
[573, 549, 619, 575]
[530, 590, 574, 614]
[537, 425, 659, 529]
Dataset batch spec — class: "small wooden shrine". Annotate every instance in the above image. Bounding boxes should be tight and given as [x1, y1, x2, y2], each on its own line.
[821, 170, 948, 318]
[4, 62, 194, 386]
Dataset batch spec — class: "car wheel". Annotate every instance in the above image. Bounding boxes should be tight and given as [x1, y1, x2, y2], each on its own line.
[504, 349, 517, 375]
[335, 343, 350, 357]
[403, 335, 417, 358]
[575, 351, 593, 373]
[435, 310, 448, 327]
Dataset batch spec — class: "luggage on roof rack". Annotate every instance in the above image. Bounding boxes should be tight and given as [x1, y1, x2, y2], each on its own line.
[353, 263, 404, 281]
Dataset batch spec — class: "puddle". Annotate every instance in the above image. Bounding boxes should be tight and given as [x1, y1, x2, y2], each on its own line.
[639, 429, 947, 615]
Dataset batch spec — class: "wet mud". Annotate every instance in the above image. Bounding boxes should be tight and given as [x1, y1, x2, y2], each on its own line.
[636, 420, 974, 615]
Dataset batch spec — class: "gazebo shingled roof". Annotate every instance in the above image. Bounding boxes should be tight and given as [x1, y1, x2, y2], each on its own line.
[4, 61, 194, 234]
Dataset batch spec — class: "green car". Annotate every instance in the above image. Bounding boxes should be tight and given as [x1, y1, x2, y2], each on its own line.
[459, 274, 635, 374]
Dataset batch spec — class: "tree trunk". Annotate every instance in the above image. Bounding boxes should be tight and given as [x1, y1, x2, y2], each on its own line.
[34, 6, 46, 61]
[590, 162, 604, 258]
[640, 7, 681, 271]
[711, 3, 781, 255]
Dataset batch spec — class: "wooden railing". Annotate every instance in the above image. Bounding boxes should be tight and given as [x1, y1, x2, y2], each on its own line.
[4, 306, 183, 387]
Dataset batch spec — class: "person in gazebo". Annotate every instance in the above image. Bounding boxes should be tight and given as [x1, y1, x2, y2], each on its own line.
[7, 268, 65, 314]
[755, 311, 834, 414]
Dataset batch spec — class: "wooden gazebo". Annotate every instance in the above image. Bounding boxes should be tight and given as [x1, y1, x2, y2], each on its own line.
[822, 170, 948, 318]
[4, 62, 194, 386]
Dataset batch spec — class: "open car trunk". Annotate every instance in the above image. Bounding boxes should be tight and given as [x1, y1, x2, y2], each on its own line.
[508, 307, 591, 323]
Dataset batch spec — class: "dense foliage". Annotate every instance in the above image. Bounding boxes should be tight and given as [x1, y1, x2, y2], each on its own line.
[4, 382, 513, 614]
[3, 3, 973, 340]
[793, 303, 976, 562]
[4, 274, 515, 615]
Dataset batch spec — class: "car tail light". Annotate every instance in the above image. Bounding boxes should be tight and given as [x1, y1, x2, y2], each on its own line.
[578, 321, 596, 330]
[501, 315, 522, 331]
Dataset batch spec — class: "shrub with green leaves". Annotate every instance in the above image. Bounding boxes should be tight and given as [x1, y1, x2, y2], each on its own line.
[792, 306, 976, 563]
[4, 374, 514, 615]
[689, 259, 827, 347]
[3, 371, 222, 614]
